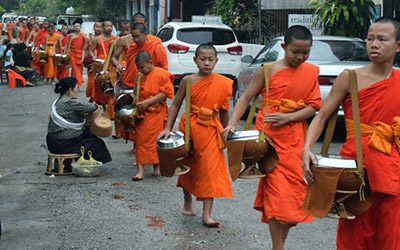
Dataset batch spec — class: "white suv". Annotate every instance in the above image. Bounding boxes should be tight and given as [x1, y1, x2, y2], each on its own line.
[156, 21, 243, 87]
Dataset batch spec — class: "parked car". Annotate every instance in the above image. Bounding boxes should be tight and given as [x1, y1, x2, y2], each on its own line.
[156, 21, 243, 88]
[56, 14, 93, 32]
[235, 36, 370, 117]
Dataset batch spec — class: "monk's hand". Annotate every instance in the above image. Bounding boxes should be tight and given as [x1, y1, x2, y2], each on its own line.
[302, 149, 317, 184]
[222, 125, 236, 143]
[117, 64, 126, 73]
[158, 128, 171, 140]
[136, 100, 150, 112]
[263, 113, 293, 126]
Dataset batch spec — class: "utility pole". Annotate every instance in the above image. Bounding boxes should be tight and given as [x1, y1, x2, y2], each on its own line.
[258, 0, 262, 44]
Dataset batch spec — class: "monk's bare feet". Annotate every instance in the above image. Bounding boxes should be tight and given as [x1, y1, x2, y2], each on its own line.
[202, 218, 221, 228]
[132, 165, 144, 181]
[152, 165, 161, 176]
[182, 206, 195, 216]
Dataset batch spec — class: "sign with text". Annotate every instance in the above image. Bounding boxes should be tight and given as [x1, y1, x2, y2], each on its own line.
[192, 16, 223, 24]
[288, 14, 323, 35]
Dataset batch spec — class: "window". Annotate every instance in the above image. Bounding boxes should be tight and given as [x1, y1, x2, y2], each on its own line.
[176, 28, 236, 45]
[254, 40, 281, 64]
[309, 40, 369, 62]
[157, 27, 174, 42]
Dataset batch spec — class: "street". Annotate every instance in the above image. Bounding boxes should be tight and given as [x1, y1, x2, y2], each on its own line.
[0, 80, 340, 249]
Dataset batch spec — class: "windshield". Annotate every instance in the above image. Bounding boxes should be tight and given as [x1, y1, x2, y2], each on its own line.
[254, 39, 369, 64]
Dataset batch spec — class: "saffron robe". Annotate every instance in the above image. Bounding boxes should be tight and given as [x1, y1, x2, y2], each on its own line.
[134, 67, 174, 165]
[336, 69, 400, 250]
[35, 28, 48, 77]
[17, 27, 29, 43]
[177, 73, 233, 199]
[253, 63, 322, 224]
[122, 35, 167, 87]
[68, 32, 85, 87]
[45, 33, 61, 79]
[7, 22, 14, 41]
[93, 35, 117, 106]
[56, 34, 71, 80]
[0, 22, 3, 39]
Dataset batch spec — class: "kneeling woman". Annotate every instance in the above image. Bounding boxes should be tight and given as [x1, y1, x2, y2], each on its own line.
[46, 77, 112, 171]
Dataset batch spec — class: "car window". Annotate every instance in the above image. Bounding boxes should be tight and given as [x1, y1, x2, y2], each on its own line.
[157, 27, 174, 42]
[176, 28, 236, 45]
[309, 40, 369, 62]
[254, 40, 281, 64]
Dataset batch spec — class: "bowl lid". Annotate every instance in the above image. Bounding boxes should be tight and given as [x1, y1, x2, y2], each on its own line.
[158, 131, 185, 148]
[228, 130, 260, 141]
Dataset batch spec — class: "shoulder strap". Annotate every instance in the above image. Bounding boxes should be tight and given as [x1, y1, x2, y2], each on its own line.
[185, 77, 191, 151]
[102, 40, 116, 72]
[320, 108, 339, 156]
[98, 36, 107, 57]
[243, 64, 271, 130]
[348, 70, 364, 173]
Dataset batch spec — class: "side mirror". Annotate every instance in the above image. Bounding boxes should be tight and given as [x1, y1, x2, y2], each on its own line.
[241, 55, 254, 64]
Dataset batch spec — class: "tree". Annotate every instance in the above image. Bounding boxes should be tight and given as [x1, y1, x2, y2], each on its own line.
[309, 0, 375, 38]
[213, 0, 275, 43]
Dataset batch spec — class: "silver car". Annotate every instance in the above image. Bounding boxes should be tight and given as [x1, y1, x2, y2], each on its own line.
[235, 36, 370, 116]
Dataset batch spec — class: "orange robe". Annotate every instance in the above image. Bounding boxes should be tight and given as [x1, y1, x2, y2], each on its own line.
[0, 23, 3, 39]
[7, 22, 14, 41]
[35, 28, 48, 77]
[17, 27, 29, 43]
[134, 67, 174, 164]
[253, 63, 321, 224]
[177, 73, 233, 199]
[336, 69, 400, 250]
[93, 35, 117, 105]
[45, 33, 61, 79]
[56, 34, 71, 80]
[68, 32, 85, 87]
[123, 35, 167, 87]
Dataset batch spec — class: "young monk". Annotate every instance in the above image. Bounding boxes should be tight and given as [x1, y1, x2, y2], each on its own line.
[17, 19, 30, 44]
[131, 51, 174, 181]
[26, 22, 40, 47]
[55, 24, 71, 81]
[85, 22, 103, 99]
[111, 22, 167, 142]
[222, 25, 321, 249]
[91, 20, 117, 108]
[302, 17, 400, 250]
[44, 24, 61, 85]
[159, 43, 233, 227]
[67, 21, 87, 88]
[35, 19, 49, 77]
[118, 20, 132, 37]
[7, 20, 14, 41]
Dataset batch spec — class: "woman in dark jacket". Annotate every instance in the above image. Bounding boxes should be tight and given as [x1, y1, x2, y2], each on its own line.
[46, 77, 111, 171]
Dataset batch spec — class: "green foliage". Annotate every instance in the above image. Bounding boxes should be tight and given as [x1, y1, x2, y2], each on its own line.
[214, 0, 275, 43]
[9, 0, 126, 22]
[309, 0, 375, 38]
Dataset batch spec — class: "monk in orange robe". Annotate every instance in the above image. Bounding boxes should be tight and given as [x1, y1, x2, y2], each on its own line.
[44, 24, 60, 84]
[224, 26, 321, 248]
[7, 21, 14, 41]
[85, 22, 103, 99]
[34, 20, 49, 77]
[131, 51, 174, 180]
[0, 22, 3, 40]
[303, 17, 400, 250]
[17, 19, 30, 44]
[160, 44, 233, 227]
[112, 22, 167, 88]
[26, 22, 40, 46]
[91, 21, 117, 107]
[67, 22, 87, 88]
[55, 24, 71, 81]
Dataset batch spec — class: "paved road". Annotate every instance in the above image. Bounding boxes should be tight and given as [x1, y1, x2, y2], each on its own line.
[0, 80, 341, 249]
